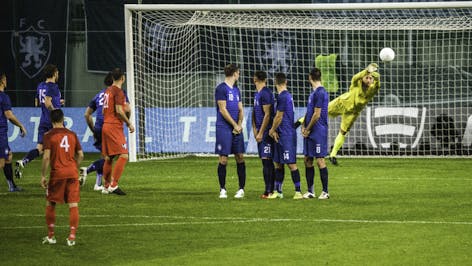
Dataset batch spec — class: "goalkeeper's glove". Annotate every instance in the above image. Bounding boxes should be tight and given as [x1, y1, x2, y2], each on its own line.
[293, 116, 305, 129]
[366, 63, 379, 73]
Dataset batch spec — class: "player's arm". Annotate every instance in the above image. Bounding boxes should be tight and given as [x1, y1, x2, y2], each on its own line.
[217, 100, 239, 130]
[44, 96, 54, 110]
[350, 69, 368, 90]
[34, 98, 39, 107]
[84, 107, 95, 132]
[256, 104, 272, 141]
[115, 104, 135, 133]
[41, 149, 50, 189]
[75, 150, 84, 167]
[5, 110, 26, 137]
[236, 101, 244, 134]
[371, 71, 381, 92]
[269, 110, 283, 142]
[302, 107, 321, 138]
[251, 109, 257, 138]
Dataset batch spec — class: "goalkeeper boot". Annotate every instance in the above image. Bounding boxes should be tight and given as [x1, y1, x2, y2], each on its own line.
[15, 160, 24, 179]
[293, 191, 303, 200]
[329, 157, 338, 166]
[318, 191, 330, 200]
[42, 236, 57, 245]
[79, 167, 87, 186]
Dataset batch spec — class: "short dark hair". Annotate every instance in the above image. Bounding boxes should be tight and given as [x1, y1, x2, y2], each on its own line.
[224, 64, 239, 77]
[274, 72, 286, 86]
[254, 71, 267, 81]
[309, 68, 322, 82]
[50, 109, 64, 124]
[43, 64, 58, 79]
[0, 71, 5, 80]
[104, 72, 113, 86]
[111, 68, 124, 81]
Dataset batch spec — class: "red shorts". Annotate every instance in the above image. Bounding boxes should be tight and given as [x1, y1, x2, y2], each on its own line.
[102, 123, 128, 157]
[46, 178, 80, 204]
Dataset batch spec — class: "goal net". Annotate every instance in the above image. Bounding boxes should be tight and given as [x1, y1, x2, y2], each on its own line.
[125, 3, 472, 161]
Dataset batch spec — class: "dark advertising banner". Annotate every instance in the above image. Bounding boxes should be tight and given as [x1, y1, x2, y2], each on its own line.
[0, 0, 68, 106]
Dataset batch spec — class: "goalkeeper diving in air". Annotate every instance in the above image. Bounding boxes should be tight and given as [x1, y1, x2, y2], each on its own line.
[328, 63, 380, 165]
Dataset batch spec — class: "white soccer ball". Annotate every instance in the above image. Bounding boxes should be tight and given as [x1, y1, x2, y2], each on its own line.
[380, 47, 395, 62]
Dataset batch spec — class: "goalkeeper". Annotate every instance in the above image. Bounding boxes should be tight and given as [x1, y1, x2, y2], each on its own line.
[328, 63, 381, 165]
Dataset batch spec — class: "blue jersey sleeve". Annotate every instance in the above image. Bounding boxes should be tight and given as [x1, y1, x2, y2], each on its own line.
[215, 84, 227, 102]
[88, 97, 97, 111]
[313, 90, 323, 108]
[1, 93, 12, 111]
[260, 89, 273, 106]
[45, 85, 59, 98]
[276, 93, 287, 112]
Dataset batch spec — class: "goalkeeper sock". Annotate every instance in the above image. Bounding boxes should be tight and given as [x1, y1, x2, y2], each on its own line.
[330, 132, 346, 157]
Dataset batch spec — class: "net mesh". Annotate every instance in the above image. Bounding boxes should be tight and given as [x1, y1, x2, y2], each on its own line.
[127, 5, 472, 160]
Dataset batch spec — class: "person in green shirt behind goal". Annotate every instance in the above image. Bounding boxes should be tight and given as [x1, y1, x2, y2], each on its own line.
[328, 63, 381, 165]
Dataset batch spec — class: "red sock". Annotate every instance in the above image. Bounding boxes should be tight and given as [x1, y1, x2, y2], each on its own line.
[46, 205, 55, 238]
[103, 159, 113, 187]
[69, 206, 79, 240]
[111, 157, 128, 187]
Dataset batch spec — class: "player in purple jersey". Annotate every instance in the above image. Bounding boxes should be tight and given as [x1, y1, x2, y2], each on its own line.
[80, 73, 112, 191]
[251, 71, 276, 198]
[80, 72, 130, 191]
[15, 64, 63, 179]
[0, 72, 27, 191]
[301, 68, 330, 200]
[214, 64, 246, 199]
[268, 73, 303, 200]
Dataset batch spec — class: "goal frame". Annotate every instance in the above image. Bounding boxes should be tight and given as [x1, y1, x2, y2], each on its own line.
[124, 2, 472, 162]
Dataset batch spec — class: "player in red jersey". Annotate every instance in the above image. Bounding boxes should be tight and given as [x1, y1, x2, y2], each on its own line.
[101, 68, 134, 195]
[41, 109, 84, 246]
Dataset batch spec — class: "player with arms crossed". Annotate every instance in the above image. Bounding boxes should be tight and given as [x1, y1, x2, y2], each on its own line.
[268, 73, 303, 200]
[41, 109, 84, 246]
[101, 68, 134, 195]
[301, 68, 330, 199]
[215, 64, 246, 199]
[328, 63, 380, 165]
[251, 71, 275, 198]
[16, 64, 63, 178]
[0, 71, 27, 192]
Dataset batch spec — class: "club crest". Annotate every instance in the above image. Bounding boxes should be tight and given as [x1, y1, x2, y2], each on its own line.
[11, 25, 51, 78]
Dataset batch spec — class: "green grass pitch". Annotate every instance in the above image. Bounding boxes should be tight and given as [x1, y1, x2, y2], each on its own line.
[1, 154, 471, 265]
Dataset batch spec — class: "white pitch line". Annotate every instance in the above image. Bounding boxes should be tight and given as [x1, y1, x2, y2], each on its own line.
[1, 216, 472, 230]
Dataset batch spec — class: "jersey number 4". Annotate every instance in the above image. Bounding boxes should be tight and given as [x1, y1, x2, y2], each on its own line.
[60, 136, 70, 152]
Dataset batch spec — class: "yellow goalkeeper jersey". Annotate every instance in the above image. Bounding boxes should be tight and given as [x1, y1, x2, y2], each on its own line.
[337, 69, 380, 113]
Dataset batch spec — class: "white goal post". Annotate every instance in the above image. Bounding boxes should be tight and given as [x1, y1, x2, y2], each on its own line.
[125, 2, 472, 162]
